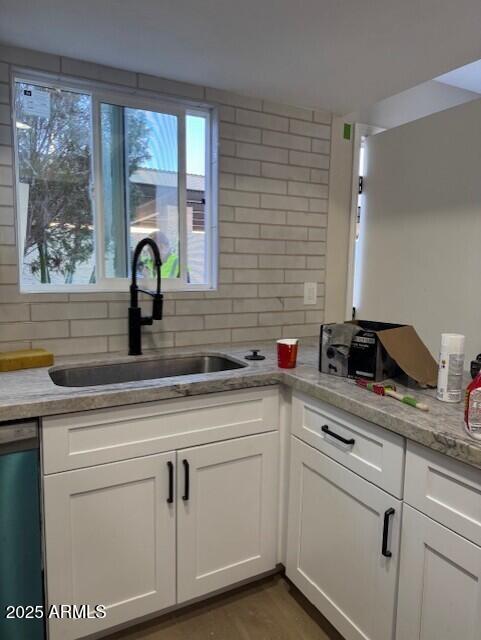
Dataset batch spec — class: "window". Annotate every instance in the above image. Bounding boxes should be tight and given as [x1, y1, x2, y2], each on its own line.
[13, 73, 217, 292]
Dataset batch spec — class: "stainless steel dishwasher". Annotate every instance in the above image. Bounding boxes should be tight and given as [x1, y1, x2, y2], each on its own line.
[0, 420, 45, 640]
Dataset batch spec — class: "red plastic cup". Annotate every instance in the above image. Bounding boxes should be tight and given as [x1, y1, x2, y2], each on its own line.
[277, 339, 299, 368]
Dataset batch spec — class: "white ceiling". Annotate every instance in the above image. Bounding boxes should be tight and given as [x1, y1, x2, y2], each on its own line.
[2, 0, 481, 114]
[437, 59, 481, 94]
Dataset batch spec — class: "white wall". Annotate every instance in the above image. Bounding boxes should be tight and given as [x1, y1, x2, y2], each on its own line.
[346, 80, 479, 130]
[357, 96, 481, 361]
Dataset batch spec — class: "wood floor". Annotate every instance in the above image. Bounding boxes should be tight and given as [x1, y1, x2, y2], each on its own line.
[106, 575, 344, 640]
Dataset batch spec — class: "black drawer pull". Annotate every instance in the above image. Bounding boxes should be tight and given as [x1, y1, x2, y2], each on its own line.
[321, 424, 355, 446]
[167, 461, 174, 504]
[182, 459, 190, 501]
[382, 508, 395, 557]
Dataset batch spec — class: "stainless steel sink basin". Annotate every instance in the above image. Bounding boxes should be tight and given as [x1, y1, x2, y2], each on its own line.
[49, 354, 246, 387]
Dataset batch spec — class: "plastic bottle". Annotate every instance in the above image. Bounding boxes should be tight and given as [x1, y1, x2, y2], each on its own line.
[464, 373, 481, 440]
[436, 333, 465, 403]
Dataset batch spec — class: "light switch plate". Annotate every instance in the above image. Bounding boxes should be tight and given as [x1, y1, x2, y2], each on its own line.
[304, 282, 317, 305]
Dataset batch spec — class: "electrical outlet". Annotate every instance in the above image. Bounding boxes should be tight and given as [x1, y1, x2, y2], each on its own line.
[304, 282, 317, 305]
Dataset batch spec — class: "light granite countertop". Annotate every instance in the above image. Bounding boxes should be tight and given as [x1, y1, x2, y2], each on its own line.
[1, 339, 480, 470]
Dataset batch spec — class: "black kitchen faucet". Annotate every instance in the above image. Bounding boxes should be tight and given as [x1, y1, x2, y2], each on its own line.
[128, 238, 163, 356]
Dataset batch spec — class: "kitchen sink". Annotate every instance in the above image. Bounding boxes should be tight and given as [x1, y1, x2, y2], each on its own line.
[49, 354, 246, 387]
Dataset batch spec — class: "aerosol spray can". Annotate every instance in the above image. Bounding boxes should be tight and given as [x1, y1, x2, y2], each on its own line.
[436, 333, 465, 403]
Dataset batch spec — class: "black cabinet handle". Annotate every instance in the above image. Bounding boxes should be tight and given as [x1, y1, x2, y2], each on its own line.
[167, 461, 174, 504]
[321, 424, 355, 446]
[182, 459, 190, 501]
[382, 508, 395, 557]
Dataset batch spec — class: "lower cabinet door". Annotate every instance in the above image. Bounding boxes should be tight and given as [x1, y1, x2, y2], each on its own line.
[396, 505, 481, 640]
[286, 436, 401, 640]
[177, 432, 278, 602]
[44, 452, 176, 640]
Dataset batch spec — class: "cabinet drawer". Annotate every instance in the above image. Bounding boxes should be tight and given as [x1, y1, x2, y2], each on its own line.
[42, 388, 279, 474]
[291, 392, 404, 497]
[405, 441, 481, 545]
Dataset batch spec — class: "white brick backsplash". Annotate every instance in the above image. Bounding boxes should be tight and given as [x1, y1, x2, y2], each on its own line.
[286, 240, 326, 255]
[261, 162, 310, 182]
[220, 122, 261, 143]
[175, 328, 231, 347]
[0, 145, 12, 165]
[259, 310, 305, 326]
[258, 284, 301, 298]
[62, 58, 136, 87]
[0, 265, 17, 283]
[220, 254, 258, 269]
[262, 101, 313, 122]
[0, 186, 13, 206]
[231, 326, 281, 342]
[236, 175, 287, 195]
[220, 222, 259, 238]
[258, 255, 306, 269]
[233, 298, 283, 313]
[0, 165, 12, 185]
[0, 104, 10, 125]
[205, 88, 262, 111]
[31, 302, 108, 321]
[312, 139, 331, 155]
[260, 194, 308, 211]
[260, 225, 308, 241]
[0, 321, 68, 341]
[0, 126, 11, 146]
[286, 211, 327, 227]
[235, 238, 285, 254]
[0, 226, 15, 244]
[205, 313, 257, 329]
[220, 156, 260, 176]
[0, 245, 16, 264]
[288, 181, 328, 198]
[289, 150, 329, 169]
[176, 299, 232, 315]
[220, 189, 260, 208]
[313, 109, 332, 124]
[282, 323, 321, 338]
[138, 73, 204, 100]
[0, 303, 29, 322]
[70, 318, 127, 337]
[285, 269, 325, 283]
[219, 105, 235, 122]
[289, 119, 330, 140]
[262, 130, 310, 151]
[0, 44, 60, 72]
[236, 142, 288, 164]
[310, 169, 329, 184]
[235, 208, 286, 225]
[309, 198, 328, 212]
[236, 108, 288, 132]
[32, 336, 108, 356]
[0, 84, 10, 105]
[0, 45, 332, 356]
[233, 269, 284, 283]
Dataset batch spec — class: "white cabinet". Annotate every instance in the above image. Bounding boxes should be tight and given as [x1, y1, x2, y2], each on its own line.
[44, 429, 279, 639]
[177, 432, 279, 602]
[286, 436, 401, 640]
[397, 505, 481, 640]
[44, 452, 176, 640]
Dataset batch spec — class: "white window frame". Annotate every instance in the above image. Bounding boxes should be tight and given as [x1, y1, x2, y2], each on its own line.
[12, 68, 219, 294]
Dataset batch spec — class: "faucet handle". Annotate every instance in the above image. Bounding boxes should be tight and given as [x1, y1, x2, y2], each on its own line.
[152, 293, 163, 321]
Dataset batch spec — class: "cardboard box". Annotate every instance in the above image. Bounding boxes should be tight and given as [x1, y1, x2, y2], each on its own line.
[319, 320, 438, 386]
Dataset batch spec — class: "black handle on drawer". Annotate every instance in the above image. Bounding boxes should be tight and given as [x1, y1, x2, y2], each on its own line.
[321, 424, 355, 446]
[182, 459, 190, 501]
[167, 461, 174, 504]
[382, 508, 395, 557]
